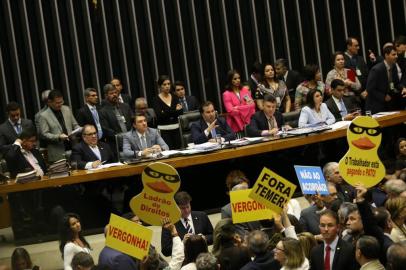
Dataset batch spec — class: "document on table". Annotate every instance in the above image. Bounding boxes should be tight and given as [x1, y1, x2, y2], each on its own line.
[89, 162, 124, 171]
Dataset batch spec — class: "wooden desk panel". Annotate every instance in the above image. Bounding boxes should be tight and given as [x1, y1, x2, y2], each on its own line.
[0, 111, 404, 194]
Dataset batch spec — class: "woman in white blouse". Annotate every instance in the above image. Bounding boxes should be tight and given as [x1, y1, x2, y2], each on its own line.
[59, 213, 91, 270]
[298, 89, 335, 128]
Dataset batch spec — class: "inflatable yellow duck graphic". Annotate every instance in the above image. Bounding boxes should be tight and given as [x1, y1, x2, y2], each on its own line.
[339, 116, 385, 188]
[130, 162, 181, 225]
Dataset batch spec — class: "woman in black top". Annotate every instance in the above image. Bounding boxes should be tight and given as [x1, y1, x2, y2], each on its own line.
[153, 75, 183, 149]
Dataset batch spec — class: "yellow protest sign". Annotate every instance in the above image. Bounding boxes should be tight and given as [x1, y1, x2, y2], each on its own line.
[339, 116, 385, 188]
[249, 167, 296, 214]
[230, 189, 274, 223]
[130, 162, 181, 225]
[105, 213, 152, 260]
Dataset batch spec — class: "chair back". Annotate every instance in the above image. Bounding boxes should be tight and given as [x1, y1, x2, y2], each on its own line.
[114, 133, 125, 161]
[178, 111, 201, 148]
[282, 111, 300, 128]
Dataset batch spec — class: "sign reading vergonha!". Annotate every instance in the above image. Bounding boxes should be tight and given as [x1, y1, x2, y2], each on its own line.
[230, 189, 274, 223]
[294, 165, 329, 195]
[249, 167, 296, 214]
[105, 213, 153, 260]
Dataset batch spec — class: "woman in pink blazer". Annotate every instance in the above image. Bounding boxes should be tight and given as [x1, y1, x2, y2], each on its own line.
[222, 70, 256, 133]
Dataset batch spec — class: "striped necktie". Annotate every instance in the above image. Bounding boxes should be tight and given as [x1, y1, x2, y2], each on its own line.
[184, 218, 193, 234]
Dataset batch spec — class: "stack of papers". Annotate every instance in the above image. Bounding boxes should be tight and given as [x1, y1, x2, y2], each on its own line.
[89, 162, 124, 171]
[230, 137, 263, 146]
[193, 142, 221, 151]
[16, 170, 40, 183]
[48, 159, 70, 178]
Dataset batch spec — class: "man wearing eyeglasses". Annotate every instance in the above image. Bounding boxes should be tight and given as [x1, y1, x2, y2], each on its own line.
[71, 124, 114, 169]
[310, 209, 356, 270]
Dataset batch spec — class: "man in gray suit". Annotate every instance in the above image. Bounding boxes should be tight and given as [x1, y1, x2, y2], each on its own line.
[0, 102, 35, 155]
[122, 113, 169, 158]
[38, 90, 81, 163]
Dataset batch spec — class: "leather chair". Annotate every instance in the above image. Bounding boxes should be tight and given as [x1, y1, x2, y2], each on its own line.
[114, 133, 125, 161]
[282, 111, 300, 128]
[178, 111, 201, 148]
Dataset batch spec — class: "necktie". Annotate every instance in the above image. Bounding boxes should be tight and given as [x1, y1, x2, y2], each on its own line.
[141, 135, 147, 150]
[339, 99, 347, 117]
[324, 244, 331, 270]
[15, 123, 22, 134]
[211, 128, 217, 139]
[388, 66, 393, 83]
[184, 218, 193, 234]
[182, 98, 188, 112]
[267, 117, 275, 130]
[91, 107, 103, 139]
[114, 107, 127, 133]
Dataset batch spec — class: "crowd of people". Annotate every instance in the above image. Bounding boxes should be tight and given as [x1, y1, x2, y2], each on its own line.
[0, 36, 406, 269]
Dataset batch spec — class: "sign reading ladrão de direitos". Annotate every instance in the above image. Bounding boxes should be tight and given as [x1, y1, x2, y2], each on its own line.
[130, 162, 181, 225]
[249, 167, 296, 214]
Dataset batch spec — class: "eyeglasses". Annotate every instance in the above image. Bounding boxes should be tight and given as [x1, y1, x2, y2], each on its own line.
[349, 123, 382, 136]
[84, 132, 97, 136]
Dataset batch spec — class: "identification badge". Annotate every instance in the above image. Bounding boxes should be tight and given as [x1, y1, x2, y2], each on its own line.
[276, 97, 281, 106]
[389, 82, 395, 90]
[356, 69, 362, 76]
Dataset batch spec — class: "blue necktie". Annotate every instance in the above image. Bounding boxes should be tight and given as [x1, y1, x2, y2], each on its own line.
[91, 107, 103, 139]
[15, 123, 22, 134]
[211, 128, 217, 139]
[339, 99, 347, 117]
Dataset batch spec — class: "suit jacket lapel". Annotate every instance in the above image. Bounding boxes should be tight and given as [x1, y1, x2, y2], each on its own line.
[132, 131, 143, 150]
[6, 121, 18, 137]
[191, 213, 199, 233]
[332, 239, 342, 269]
[45, 108, 63, 132]
[84, 143, 99, 160]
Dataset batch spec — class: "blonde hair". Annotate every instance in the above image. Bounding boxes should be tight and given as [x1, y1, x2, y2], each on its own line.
[297, 232, 317, 259]
[282, 238, 305, 269]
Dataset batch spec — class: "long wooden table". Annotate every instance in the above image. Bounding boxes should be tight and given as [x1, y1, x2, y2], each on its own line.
[1, 111, 405, 194]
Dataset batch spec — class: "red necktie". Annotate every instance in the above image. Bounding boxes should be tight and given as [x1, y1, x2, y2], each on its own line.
[324, 244, 331, 270]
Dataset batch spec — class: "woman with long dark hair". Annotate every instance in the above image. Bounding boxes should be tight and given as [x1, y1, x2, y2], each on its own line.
[181, 235, 208, 270]
[11, 247, 39, 270]
[223, 69, 255, 133]
[298, 89, 335, 128]
[153, 75, 183, 149]
[255, 63, 291, 112]
[59, 213, 91, 270]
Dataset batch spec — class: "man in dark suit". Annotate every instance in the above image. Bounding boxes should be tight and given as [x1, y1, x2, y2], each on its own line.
[299, 182, 339, 236]
[76, 88, 104, 140]
[174, 81, 199, 112]
[344, 37, 370, 91]
[366, 45, 402, 113]
[161, 191, 213, 256]
[275, 58, 302, 110]
[4, 129, 47, 178]
[134, 97, 157, 128]
[247, 95, 286, 137]
[122, 113, 169, 159]
[190, 101, 235, 144]
[310, 209, 357, 270]
[0, 102, 35, 155]
[110, 77, 131, 104]
[70, 125, 115, 169]
[99, 84, 133, 158]
[326, 79, 360, 122]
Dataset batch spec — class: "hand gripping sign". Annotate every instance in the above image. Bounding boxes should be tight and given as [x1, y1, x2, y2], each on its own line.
[249, 167, 296, 214]
[130, 162, 181, 225]
[339, 116, 385, 188]
[106, 213, 153, 260]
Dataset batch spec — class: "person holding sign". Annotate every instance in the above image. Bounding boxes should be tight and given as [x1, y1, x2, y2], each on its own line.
[122, 113, 169, 158]
[309, 209, 356, 270]
[247, 95, 291, 137]
[161, 192, 213, 257]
